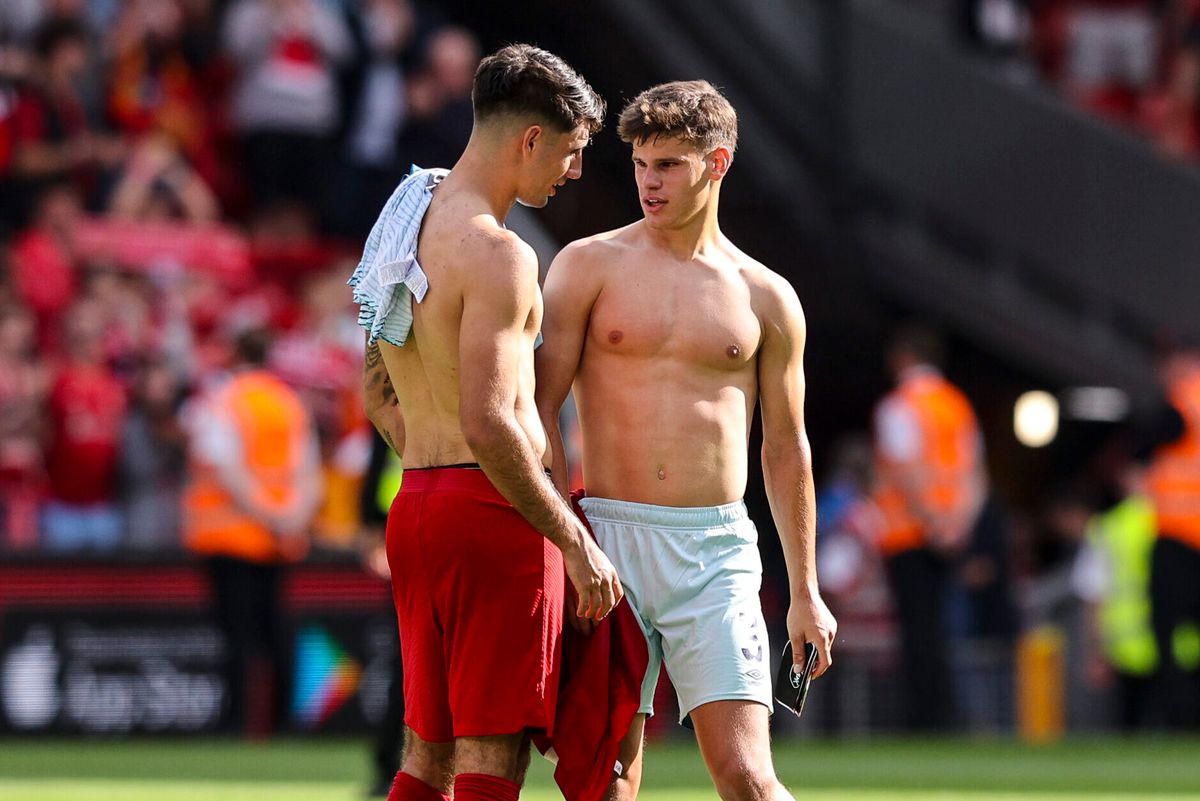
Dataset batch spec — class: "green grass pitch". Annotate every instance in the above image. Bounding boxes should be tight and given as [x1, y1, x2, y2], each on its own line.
[1, 736, 1199, 801]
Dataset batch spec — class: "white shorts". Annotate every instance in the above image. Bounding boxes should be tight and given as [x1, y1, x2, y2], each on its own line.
[578, 496, 773, 724]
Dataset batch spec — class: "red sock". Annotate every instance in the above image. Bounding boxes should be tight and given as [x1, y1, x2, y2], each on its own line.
[453, 773, 521, 801]
[388, 771, 450, 801]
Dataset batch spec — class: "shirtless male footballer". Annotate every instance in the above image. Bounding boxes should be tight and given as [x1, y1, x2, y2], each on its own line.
[352, 45, 622, 801]
[536, 81, 837, 801]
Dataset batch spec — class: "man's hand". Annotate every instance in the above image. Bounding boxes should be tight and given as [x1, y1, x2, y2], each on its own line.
[562, 534, 623, 622]
[562, 580, 598, 636]
[787, 589, 837, 679]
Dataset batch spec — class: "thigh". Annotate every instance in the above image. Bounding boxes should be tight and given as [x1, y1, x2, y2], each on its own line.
[582, 508, 664, 716]
[658, 537, 772, 721]
[427, 492, 564, 738]
[389, 491, 454, 744]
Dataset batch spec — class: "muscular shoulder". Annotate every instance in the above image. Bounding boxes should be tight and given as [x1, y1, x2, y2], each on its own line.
[456, 216, 539, 291]
[553, 224, 638, 271]
[546, 223, 638, 291]
[734, 250, 805, 339]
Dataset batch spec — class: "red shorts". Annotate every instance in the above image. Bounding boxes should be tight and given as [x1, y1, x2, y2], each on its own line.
[387, 467, 564, 742]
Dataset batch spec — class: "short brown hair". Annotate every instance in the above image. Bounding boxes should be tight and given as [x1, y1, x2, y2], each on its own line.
[617, 80, 738, 153]
[473, 44, 605, 134]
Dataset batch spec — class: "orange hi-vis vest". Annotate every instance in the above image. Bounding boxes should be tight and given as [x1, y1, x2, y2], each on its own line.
[874, 371, 981, 557]
[184, 370, 312, 563]
[1147, 367, 1200, 550]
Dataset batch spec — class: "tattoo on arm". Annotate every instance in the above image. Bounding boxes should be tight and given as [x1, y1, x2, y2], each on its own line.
[363, 340, 402, 454]
[365, 340, 383, 369]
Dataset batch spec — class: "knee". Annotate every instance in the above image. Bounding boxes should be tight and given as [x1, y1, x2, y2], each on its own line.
[402, 734, 455, 793]
[454, 733, 529, 783]
[710, 763, 785, 801]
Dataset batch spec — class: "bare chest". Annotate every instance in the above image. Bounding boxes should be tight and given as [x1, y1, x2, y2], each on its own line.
[588, 270, 761, 370]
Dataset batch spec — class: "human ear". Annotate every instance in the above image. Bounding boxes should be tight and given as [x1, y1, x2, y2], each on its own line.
[708, 147, 732, 179]
[521, 125, 543, 156]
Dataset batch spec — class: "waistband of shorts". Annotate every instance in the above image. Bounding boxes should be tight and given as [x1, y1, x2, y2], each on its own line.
[399, 466, 501, 495]
[577, 495, 748, 529]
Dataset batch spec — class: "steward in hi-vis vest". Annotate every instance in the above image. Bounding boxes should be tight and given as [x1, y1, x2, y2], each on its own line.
[1145, 345, 1200, 729]
[182, 329, 322, 735]
[870, 326, 987, 732]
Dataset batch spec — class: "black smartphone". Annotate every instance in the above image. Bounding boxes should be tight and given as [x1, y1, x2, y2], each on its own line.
[774, 641, 819, 717]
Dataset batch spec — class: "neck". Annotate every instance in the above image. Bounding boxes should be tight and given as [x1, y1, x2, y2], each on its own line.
[644, 193, 722, 260]
[443, 133, 519, 222]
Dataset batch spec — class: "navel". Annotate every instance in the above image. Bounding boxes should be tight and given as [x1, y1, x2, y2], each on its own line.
[657, 467, 666, 481]
[727, 343, 742, 359]
[608, 330, 624, 345]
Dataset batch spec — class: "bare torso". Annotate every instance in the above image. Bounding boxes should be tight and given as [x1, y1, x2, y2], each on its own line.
[573, 223, 769, 506]
[380, 183, 547, 469]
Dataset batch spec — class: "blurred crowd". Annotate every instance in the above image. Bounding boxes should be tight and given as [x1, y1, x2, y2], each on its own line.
[814, 327, 1200, 733]
[956, 0, 1200, 157]
[0, 0, 481, 555]
[2, 0, 1197, 740]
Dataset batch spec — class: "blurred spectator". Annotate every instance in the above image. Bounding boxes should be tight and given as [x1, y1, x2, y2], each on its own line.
[0, 302, 48, 548]
[396, 25, 479, 169]
[119, 358, 187, 550]
[42, 296, 127, 551]
[8, 182, 84, 343]
[182, 327, 322, 735]
[1142, 339, 1200, 729]
[7, 19, 125, 224]
[105, 133, 220, 222]
[870, 324, 987, 731]
[221, 0, 353, 213]
[108, 0, 217, 178]
[1073, 463, 1160, 730]
[328, 0, 414, 238]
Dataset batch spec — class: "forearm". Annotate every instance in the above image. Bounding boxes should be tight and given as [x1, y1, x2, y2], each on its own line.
[763, 439, 818, 597]
[363, 340, 404, 455]
[467, 415, 583, 553]
[541, 409, 571, 499]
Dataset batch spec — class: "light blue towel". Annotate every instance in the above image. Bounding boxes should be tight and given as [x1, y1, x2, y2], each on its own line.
[349, 166, 448, 347]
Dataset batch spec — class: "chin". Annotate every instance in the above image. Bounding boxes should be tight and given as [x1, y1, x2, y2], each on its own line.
[516, 195, 549, 209]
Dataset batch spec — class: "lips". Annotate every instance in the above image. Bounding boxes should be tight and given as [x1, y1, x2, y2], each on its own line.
[642, 197, 666, 212]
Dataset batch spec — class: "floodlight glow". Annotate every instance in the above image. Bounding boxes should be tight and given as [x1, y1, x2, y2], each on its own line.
[1014, 391, 1059, 448]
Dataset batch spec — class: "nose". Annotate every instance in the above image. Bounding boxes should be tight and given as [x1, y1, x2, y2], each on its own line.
[566, 152, 583, 181]
[641, 168, 662, 190]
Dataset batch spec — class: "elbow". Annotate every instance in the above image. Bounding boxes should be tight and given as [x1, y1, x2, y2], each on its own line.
[762, 433, 811, 465]
[460, 409, 505, 455]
